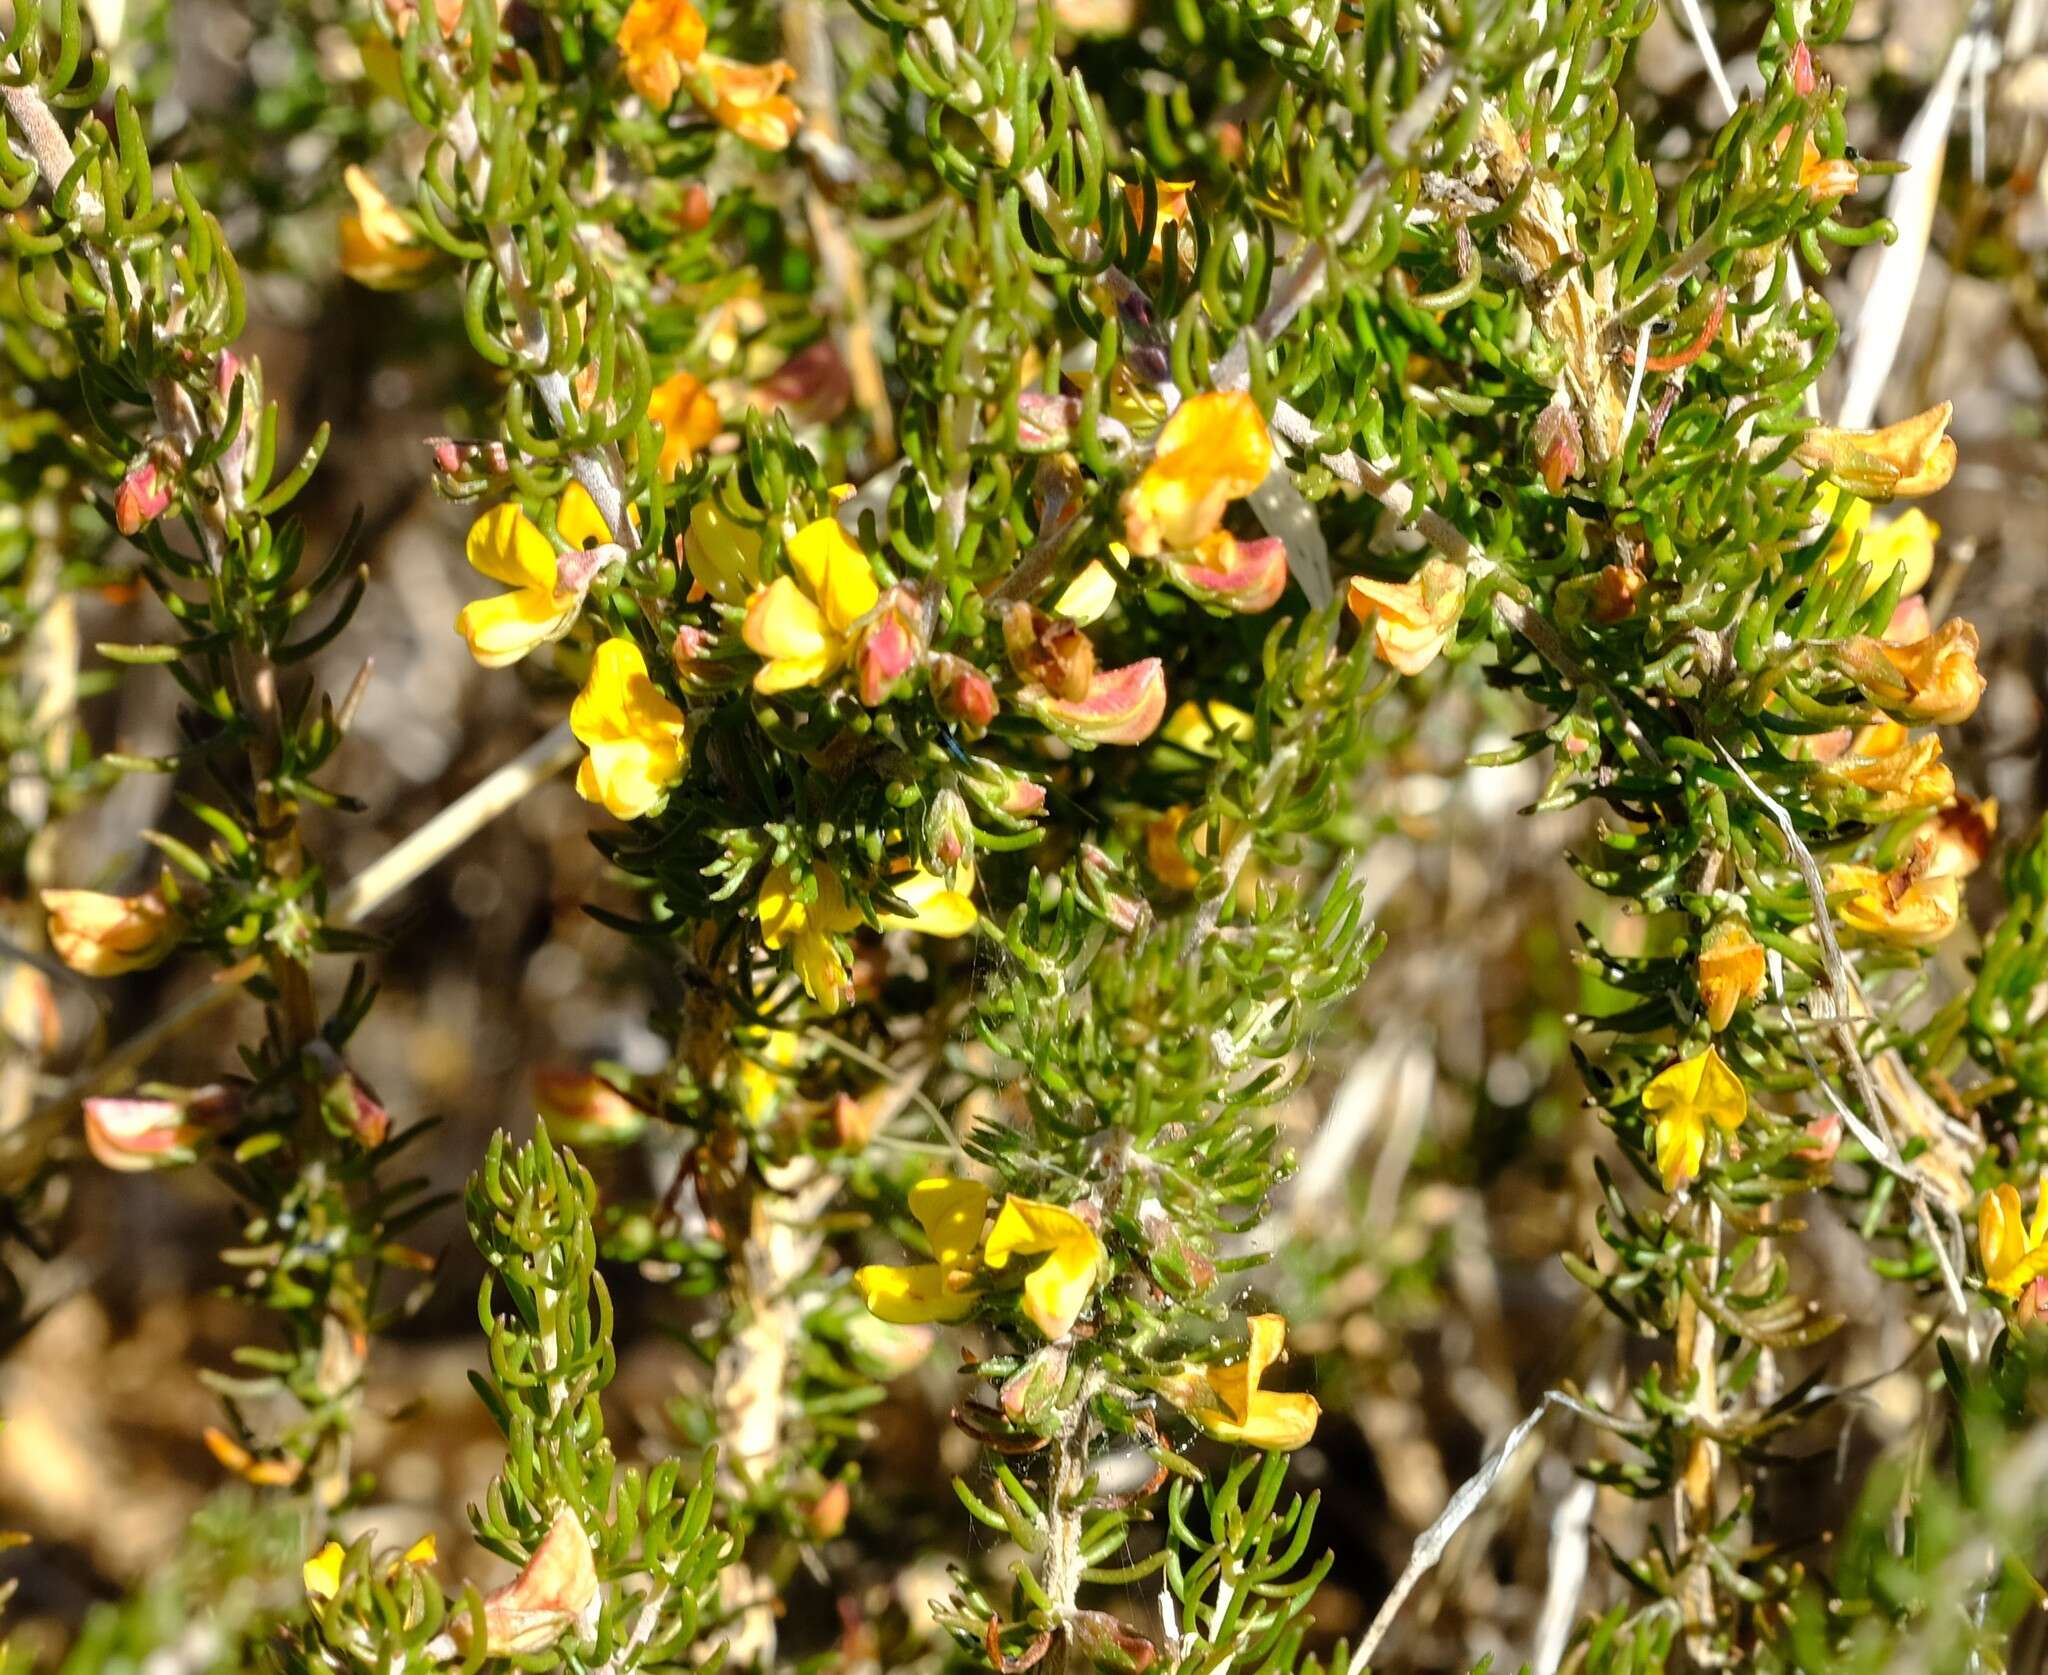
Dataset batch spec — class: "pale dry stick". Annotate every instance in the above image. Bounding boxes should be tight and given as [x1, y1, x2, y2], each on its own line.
[1345, 1392, 1571, 1675]
[30, 720, 581, 1123]
[1715, 747, 1974, 1318]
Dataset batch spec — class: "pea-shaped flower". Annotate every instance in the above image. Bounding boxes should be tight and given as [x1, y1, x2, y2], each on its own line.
[457, 487, 613, 668]
[853, 1176, 991, 1324]
[1185, 1314, 1321, 1452]
[743, 516, 880, 693]
[570, 639, 689, 820]
[1122, 391, 1275, 557]
[1642, 1045, 1747, 1193]
[1980, 1179, 2048, 1307]
[983, 1195, 1105, 1341]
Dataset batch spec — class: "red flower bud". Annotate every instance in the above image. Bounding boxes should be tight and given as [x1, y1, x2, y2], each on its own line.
[855, 591, 923, 707]
[930, 654, 999, 735]
[115, 456, 174, 536]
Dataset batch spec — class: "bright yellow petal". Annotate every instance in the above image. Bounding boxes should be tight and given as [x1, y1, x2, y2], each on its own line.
[878, 868, 979, 937]
[744, 578, 832, 678]
[1207, 1391, 1321, 1452]
[909, 1177, 990, 1269]
[558, 483, 612, 551]
[403, 1534, 438, 1566]
[854, 1262, 979, 1323]
[1656, 1110, 1707, 1192]
[984, 1196, 1103, 1340]
[1982, 1184, 2026, 1287]
[685, 498, 764, 606]
[1053, 560, 1119, 624]
[304, 1542, 345, 1600]
[786, 517, 879, 631]
[458, 587, 577, 669]
[467, 502, 558, 591]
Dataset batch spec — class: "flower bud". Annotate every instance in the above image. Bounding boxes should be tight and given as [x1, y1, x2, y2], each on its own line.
[534, 1067, 649, 1146]
[1593, 562, 1644, 623]
[1016, 391, 1082, 452]
[755, 340, 851, 425]
[929, 653, 999, 735]
[856, 589, 924, 707]
[926, 789, 975, 874]
[42, 886, 179, 976]
[1000, 1342, 1071, 1424]
[307, 1042, 390, 1148]
[83, 1083, 235, 1173]
[678, 181, 713, 232]
[670, 623, 719, 687]
[1067, 1610, 1158, 1675]
[1696, 919, 1766, 1032]
[806, 1479, 852, 1540]
[1790, 41, 1818, 95]
[1794, 1113, 1842, 1169]
[1531, 395, 1582, 495]
[115, 456, 174, 537]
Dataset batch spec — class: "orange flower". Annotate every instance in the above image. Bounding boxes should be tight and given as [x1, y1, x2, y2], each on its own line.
[1697, 920, 1766, 1032]
[1346, 559, 1465, 676]
[42, 886, 179, 975]
[1796, 402, 1957, 500]
[1838, 618, 1986, 726]
[698, 56, 801, 150]
[1826, 860, 1962, 949]
[648, 371, 720, 479]
[1821, 721, 1953, 817]
[617, 0, 706, 108]
[1797, 135, 1859, 202]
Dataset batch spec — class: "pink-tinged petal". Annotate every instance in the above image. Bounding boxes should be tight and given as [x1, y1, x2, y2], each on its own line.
[1026, 658, 1167, 747]
[1163, 532, 1288, 613]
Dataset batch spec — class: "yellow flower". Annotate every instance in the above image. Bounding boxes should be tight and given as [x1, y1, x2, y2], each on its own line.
[402, 1533, 438, 1566]
[1697, 920, 1766, 1033]
[1347, 559, 1466, 676]
[1821, 722, 1954, 817]
[742, 516, 879, 693]
[456, 487, 612, 668]
[1980, 1179, 2048, 1300]
[1187, 1314, 1320, 1452]
[648, 371, 720, 480]
[338, 166, 434, 290]
[684, 497, 764, 606]
[982, 1195, 1104, 1340]
[42, 886, 178, 976]
[304, 1541, 345, 1600]
[1642, 1046, 1747, 1193]
[853, 1176, 991, 1324]
[1826, 860, 1961, 949]
[570, 639, 688, 820]
[617, 0, 706, 108]
[1122, 392, 1275, 557]
[697, 55, 801, 150]
[1818, 486, 1937, 603]
[1796, 402, 1957, 500]
[757, 863, 864, 1012]
[1838, 618, 1986, 726]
